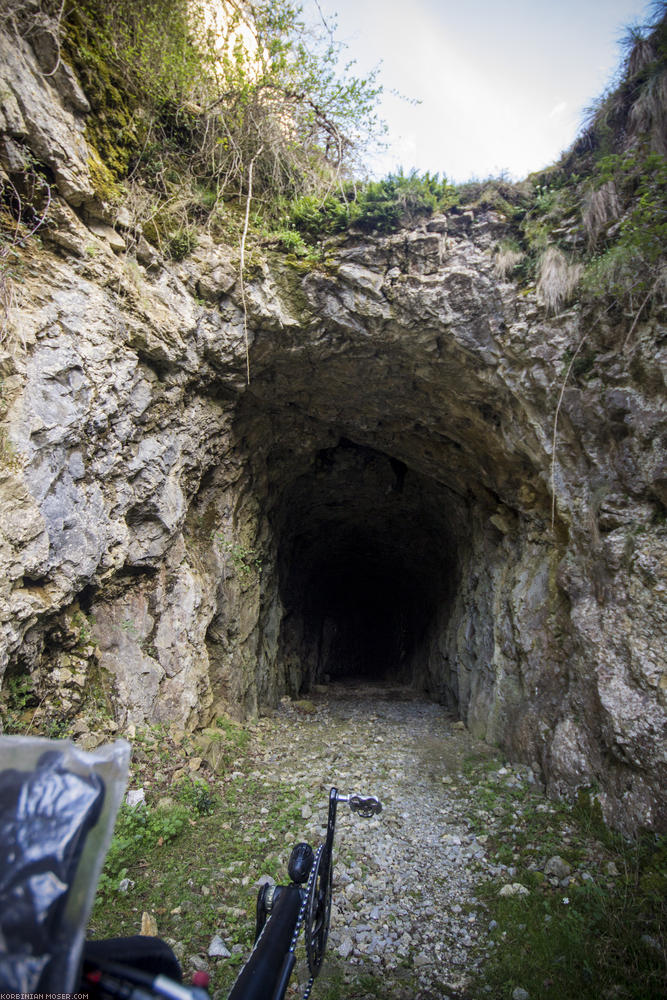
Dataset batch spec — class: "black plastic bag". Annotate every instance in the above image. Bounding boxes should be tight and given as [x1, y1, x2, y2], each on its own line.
[0, 736, 130, 993]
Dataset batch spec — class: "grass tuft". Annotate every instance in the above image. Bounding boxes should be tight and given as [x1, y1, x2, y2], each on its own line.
[536, 247, 583, 313]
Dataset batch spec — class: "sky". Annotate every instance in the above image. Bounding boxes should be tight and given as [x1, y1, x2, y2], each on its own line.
[311, 0, 655, 182]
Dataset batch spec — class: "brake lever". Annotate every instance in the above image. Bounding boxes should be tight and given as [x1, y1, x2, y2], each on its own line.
[336, 791, 382, 818]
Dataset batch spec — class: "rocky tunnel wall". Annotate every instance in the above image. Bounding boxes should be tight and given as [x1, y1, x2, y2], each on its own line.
[0, 24, 664, 830]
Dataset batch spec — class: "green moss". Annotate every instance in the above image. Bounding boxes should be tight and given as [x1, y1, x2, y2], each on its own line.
[62, 8, 142, 186]
[86, 148, 122, 204]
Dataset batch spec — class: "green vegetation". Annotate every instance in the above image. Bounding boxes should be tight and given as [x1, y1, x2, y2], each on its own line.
[4, 0, 660, 323]
[214, 532, 263, 581]
[214, 715, 251, 754]
[87, 722, 304, 995]
[5, 700, 663, 999]
[52, 0, 525, 262]
[268, 1, 666, 314]
[0, 604, 111, 737]
[95, 777, 218, 901]
[58, 0, 384, 255]
[518, 4, 667, 322]
[0, 672, 38, 733]
[71, 609, 95, 648]
[582, 150, 667, 308]
[463, 754, 667, 1000]
[281, 170, 459, 239]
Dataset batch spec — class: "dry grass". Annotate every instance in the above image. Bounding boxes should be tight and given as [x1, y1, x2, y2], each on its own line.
[624, 24, 660, 78]
[628, 66, 667, 154]
[494, 245, 525, 280]
[536, 246, 583, 314]
[582, 180, 621, 248]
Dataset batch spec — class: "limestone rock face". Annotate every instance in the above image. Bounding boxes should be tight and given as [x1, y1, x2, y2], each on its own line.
[0, 24, 665, 832]
[0, 28, 94, 207]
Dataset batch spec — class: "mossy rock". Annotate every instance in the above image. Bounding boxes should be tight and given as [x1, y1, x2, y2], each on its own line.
[293, 699, 317, 715]
[62, 6, 142, 185]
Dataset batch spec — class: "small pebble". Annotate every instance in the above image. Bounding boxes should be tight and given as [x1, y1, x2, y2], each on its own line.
[126, 788, 145, 808]
[208, 935, 231, 958]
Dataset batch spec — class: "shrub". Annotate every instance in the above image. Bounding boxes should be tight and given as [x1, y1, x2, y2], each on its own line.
[168, 227, 198, 261]
[354, 171, 458, 232]
[281, 170, 458, 241]
[61, 0, 386, 253]
[176, 776, 217, 816]
[285, 192, 356, 238]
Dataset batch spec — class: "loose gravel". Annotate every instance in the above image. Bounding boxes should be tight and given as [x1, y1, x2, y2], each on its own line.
[250, 682, 517, 999]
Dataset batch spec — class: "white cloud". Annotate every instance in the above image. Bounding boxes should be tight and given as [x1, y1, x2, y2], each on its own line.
[314, 0, 649, 181]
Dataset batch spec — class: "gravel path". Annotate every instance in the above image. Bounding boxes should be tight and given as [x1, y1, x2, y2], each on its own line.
[251, 683, 508, 999]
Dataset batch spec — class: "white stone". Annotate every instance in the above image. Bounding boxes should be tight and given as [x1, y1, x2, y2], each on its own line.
[208, 935, 231, 958]
[126, 788, 146, 808]
[499, 883, 529, 897]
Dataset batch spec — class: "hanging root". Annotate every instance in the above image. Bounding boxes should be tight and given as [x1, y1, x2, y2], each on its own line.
[238, 146, 263, 386]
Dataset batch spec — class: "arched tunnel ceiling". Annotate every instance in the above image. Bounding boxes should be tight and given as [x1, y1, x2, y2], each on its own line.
[275, 439, 466, 586]
[237, 230, 551, 516]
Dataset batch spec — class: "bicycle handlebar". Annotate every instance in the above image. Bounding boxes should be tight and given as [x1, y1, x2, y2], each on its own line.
[228, 786, 381, 1000]
[81, 786, 382, 1000]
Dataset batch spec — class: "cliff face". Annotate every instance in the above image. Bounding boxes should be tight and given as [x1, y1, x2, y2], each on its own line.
[1, 23, 665, 832]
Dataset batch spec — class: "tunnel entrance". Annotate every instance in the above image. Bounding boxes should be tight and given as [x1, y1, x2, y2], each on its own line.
[273, 439, 471, 694]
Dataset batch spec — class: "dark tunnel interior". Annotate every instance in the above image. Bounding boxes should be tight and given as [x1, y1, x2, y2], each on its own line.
[289, 527, 437, 681]
[273, 439, 470, 692]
